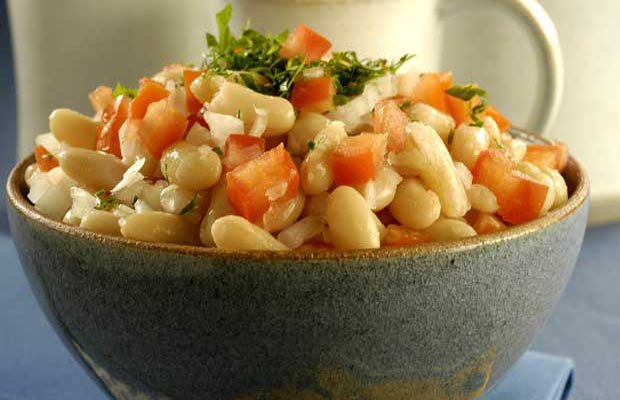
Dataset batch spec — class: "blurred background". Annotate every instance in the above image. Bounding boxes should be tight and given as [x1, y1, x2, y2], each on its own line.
[0, 1, 618, 399]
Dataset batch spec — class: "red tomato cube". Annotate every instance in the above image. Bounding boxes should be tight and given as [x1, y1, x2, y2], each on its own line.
[331, 133, 387, 185]
[484, 105, 512, 132]
[373, 99, 408, 152]
[523, 143, 568, 172]
[472, 149, 550, 224]
[466, 210, 507, 235]
[130, 78, 170, 119]
[96, 95, 130, 158]
[279, 24, 332, 62]
[290, 76, 334, 113]
[34, 145, 59, 172]
[382, 225, 429, 247]
[226, 144, 300, 223]
[222, 134, 266, 172]
[137, 100, 188, 158]
[183, 69, 204, 115]
[411, 72, 453, 113]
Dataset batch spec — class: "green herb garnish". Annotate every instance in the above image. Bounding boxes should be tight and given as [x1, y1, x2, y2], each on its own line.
[94, 189, 120, 211]
[493, 137, 505, 149]
[400, 100, 413, 110]
[163, 162, 170, 181]
[333, 94, 349, 106]
[213, 146, 223, 156]
[203, 5, 414, 100]
[307, 140, 316, 151]
[446, 84, 488, 127]
[112, 82, 138, 99]
[180, 194, 198, 215]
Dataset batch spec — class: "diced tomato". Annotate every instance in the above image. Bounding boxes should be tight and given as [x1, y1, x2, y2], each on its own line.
[445, 95, 474, 127]
[183, 69, 204, 115]
[279, 24, 332, 62]
[88, 86, 113, 113]
[34, 145, 59, 172]
[485, 105, 512, 132]
[382, 225, 429, 247]
[373, 99, 408, 152]
[523, 143, 568, 172]
[411, 72, 453, 113]
[290, 76, 335, 113]
[226, 144, 299, 223]
[376, 208, 397, 227]
[96, 95, 130, 158]
[265, 135, 288, 151]
[472, 149, 549, 224]
[331, 133, 387, 186]
[137, 99, 188, 158]
[186, 113, 208, 131]
[298, 241, 334, 251]
[223, 134, 266, 171]
[466, 210, 507, 235]
[130, 78, 170, 119]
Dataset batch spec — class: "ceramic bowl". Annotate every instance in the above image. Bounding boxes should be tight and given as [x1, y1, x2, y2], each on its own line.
[6, 130, 589, 400]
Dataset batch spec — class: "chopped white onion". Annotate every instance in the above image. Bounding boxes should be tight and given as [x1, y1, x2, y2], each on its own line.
[160, 184, 196, 214]
[62, 209, 80, 226]
[249, 107, 268, 137]
[202, 110, 244, 148]
[301, 67, 325, 80]
[134, 199, 154, 214]
[355, 166, 403, 211]
[28, 167, 75, 220]
[277, 216, 324, 249]
[112, 204, 135, 218]
[165, 80, 188, 117]
[35, 133, 66, 158]
[395, 67, 421, 97]
[111, 158, 145, 194]
[70, 187, 98, 220]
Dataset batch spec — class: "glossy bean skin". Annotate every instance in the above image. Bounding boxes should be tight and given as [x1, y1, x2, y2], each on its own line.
[326, 186, 381, 250]
[354, 165, 403, 211]
[388, 177, 441, 230]
[160, 141, 221, 191]
[49, 108, 98, 149]
[208, 81, 296, 137]
[392, 122, 470, 218]
[262, 190, 306, 233]
[542, 167, 568, 209]
[200, 180, 235, 247]
[468, 184, 499, 214]
[189, 74, 225, 103]
[424, 218, 477, 242]
[450, 124, 489, 169]
[211, 215, 288, 251]
[287, 112, 330, 156]
[516, 161, 556, 215]
[406, 103, 455, 143]
[300, 121, 347, 195]
[120, 211, 199, 245]
[58, 148, 128, 191]
[80, 210, 121, 236]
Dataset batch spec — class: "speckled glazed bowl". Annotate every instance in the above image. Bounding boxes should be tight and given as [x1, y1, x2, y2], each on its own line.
[6, 131, 589, 400]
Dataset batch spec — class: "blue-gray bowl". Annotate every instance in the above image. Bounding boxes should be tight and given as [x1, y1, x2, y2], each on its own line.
[6, 133, 589, 400]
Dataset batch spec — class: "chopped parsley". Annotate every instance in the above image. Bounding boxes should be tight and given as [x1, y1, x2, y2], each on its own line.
[203, 4, 414, 100]
[163, 162, 170, 181]
[112, 82, 138, 99]
[180, 194, 198, 215]
[446, 84, 488, 127]
[212, 146, 223, 156]
[307, 140, 316, 151]
[493, 137, 505, 149]
[94, 189, 120, 211]
[399, 100, 413, 111]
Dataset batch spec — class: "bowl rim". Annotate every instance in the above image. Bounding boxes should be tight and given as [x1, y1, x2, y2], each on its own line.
[6, 128, 589, 261]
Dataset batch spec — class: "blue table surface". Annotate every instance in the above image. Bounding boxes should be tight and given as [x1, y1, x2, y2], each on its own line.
[0, 1, 618, 399]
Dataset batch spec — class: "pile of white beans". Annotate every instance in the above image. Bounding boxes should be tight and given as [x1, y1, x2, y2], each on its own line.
[25, 65, 569, 251]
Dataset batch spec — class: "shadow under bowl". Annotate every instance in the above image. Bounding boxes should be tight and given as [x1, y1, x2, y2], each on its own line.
[6, 132, 589, 400]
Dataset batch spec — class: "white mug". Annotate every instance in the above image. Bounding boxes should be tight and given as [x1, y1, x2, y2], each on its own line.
[207, 0, 563, 135]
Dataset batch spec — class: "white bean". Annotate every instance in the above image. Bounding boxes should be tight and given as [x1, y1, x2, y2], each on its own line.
[326, 186, 381, 250]
[392, 122, 470, 218]
[160, 184, 197, 215]
[58, 148, 127, 191]
[200, 180, 235, 247]
[450, 124, 490, 169]
[506, 138, 527, 163]
[208, 81, 295, 137]
[120, 211, 199, 245]
[516, 161, 555, 215]
[300, 121, 347, 195]
[424, 218, 477, 242]
[160, 141, 221, 190]
[388, 177, 441, 230]
[211, 215, 288, 250]
[542, 167, 568, 209]
[189, 74, 225, 103]
[80, 211, 121, 236]
[49, 108, 98, 149]
[262, 191, 306, 232]
[468, 184, 499, 213]
[287, 112, 330, 156]
[354, 165, 403, 211]
[454, 161, 473, 191]
[406, 103, 456, 143]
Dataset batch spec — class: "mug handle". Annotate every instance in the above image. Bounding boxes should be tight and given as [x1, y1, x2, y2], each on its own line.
[440, 0, 564, 136]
